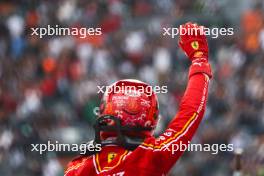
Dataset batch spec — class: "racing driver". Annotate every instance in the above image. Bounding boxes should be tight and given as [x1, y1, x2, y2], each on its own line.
[65, 22, 212, 176]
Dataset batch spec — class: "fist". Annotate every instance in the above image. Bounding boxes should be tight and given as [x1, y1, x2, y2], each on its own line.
[178, 22, 208, 62]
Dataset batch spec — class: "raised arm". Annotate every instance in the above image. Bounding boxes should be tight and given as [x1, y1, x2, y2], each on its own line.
[137, 22, 212, 173]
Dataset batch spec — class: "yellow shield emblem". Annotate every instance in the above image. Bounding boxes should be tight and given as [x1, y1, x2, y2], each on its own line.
[191, 41, 199, 50]
[108, 152, 117, 163]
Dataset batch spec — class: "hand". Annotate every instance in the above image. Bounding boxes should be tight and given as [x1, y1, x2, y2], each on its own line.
[178, 22, 208, 62]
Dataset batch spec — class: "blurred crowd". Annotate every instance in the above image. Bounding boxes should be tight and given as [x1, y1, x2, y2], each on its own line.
[0, 0, 264, 176]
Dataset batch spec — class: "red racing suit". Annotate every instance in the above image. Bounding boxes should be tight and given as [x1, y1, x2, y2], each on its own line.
[65, 62, 212, 176]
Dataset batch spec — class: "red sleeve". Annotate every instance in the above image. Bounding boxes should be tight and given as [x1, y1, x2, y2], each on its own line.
[135, 62, 211, 173]
[64, 156, 90, 176]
